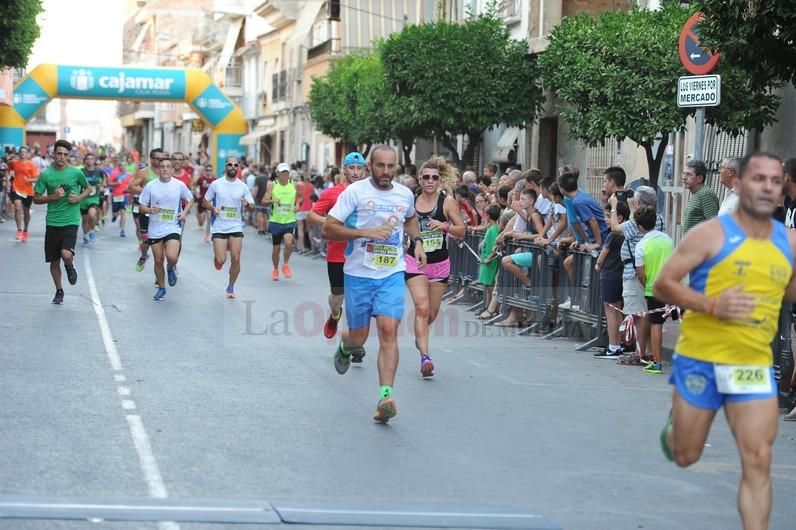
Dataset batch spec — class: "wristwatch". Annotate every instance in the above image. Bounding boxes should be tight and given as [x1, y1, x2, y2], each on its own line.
[412, 237, 424, 245]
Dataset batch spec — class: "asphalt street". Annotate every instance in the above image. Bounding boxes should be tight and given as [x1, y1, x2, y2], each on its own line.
[1, 210, 795, 530]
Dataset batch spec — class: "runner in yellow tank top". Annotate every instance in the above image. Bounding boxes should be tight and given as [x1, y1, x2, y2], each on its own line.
[654, 153, 796, 530]
[263, 163, 301, 280]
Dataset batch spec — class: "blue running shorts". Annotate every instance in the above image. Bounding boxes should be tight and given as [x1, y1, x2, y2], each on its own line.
[344, 272, 405, 330]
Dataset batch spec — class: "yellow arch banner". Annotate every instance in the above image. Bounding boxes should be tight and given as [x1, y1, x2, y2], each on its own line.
[0, 64, 246, 174]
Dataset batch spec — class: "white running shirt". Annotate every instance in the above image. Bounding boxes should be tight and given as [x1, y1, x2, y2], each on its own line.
[139, 178, 193, 239]
[205, 177, 254, 234]
[328, 178, 416, 279]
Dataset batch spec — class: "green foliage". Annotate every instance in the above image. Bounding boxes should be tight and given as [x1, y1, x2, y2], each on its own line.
[381, 11, 543, 164]
[540, 4, 779, 185]
[698, 0, 796, 87]
[0, 0, 43, 68]
[308, 53, 391, 151]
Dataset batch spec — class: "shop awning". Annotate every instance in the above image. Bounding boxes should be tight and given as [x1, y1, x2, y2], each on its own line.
[491, 127, 520, 163]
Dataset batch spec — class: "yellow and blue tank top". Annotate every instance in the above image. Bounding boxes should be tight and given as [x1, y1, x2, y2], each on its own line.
[270, 180, 297, 224]
[676, 214, 793, 366]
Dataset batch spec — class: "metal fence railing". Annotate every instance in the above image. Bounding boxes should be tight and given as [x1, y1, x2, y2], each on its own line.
[448, 231, 796, 379]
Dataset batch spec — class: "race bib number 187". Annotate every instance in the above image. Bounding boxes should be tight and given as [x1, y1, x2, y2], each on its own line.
[363, 243, 399, 270]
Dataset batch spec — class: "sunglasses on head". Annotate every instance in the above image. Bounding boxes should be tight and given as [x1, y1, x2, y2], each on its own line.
[420, 174, 440, 181]
[226, 163, 239, 168]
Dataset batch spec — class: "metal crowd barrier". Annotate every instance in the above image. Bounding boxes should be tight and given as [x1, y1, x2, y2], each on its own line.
[446, 231, 607, 348]
[773, 305, 796, 409]
[445, 230, 486, 309]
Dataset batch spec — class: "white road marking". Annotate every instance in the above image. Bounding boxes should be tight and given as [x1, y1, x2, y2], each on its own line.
[84, 255, 123, 372]
[114, 374, 126, 382]
[84, 253, 179, 530]
[0, 501, 265, 513]
[467, 360, 483, 368]
[126, 415, 169, 499]
[498, 374, 521, 385]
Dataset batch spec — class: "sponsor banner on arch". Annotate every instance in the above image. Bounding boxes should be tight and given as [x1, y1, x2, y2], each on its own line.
[56, 66, 186, 100]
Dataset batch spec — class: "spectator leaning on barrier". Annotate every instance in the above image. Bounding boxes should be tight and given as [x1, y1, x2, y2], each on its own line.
[609, 185, 665, 363]
[478, 204, 503, 311]
[718, 157, 741, 215]
[594, 201, 630, 360]
[558, 171, 609, 253]
[634, 205, 674, 375]
[682, 160, 719, 233]
[500, 189, 546, 290]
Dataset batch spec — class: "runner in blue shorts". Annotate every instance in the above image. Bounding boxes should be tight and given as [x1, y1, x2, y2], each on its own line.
[323, 145, 426, 423]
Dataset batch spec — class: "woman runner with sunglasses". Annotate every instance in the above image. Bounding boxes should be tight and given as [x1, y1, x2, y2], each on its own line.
[405, 156, 465, 377]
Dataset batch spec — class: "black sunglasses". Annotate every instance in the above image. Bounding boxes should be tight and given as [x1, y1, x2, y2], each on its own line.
[226, 163, 239, 168]
[420, 174, 440, 181]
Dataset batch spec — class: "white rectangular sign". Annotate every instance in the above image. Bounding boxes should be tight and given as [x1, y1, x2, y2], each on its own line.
[678, 75, 721, 107]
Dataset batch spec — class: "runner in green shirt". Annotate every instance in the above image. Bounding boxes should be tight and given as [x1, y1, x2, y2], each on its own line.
[79, 152, 105, 246]
[33, 139, 92, 304]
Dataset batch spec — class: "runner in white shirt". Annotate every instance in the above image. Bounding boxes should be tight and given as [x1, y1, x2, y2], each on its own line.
[203, 156, 254, 298]
[139, 155, 194, 301]
[323, 145, 427, 423]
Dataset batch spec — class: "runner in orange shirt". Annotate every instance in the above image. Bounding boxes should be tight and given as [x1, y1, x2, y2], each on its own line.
[9, 146, 40, 241]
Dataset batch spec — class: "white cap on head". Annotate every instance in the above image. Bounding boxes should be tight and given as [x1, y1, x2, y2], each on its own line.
[277, 162, 290, 173]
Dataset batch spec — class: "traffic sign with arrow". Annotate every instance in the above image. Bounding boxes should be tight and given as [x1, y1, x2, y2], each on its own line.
[679, 12, 720, 75]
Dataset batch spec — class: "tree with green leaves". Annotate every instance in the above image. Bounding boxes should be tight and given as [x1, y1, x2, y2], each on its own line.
[381, 9, 543, 168]
[0, 0, 43, 68]
[309, 52, 391, 157]
[698, 0, 796, 88]
[540, 4, 779, 188]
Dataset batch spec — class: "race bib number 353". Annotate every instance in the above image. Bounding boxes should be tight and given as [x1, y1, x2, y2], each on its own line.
[714, 365, 772, 395]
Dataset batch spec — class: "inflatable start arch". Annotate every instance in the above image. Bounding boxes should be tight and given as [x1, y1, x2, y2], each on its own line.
[0, 64, 246, 174]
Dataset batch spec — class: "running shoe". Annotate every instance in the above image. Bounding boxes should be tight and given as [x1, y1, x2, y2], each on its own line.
[373, 398, 397, 424]
[95, 223, 102, 232]
[89, 231, 96, 243]
[282, 264, 293, 279]
[271, 269, 279, 281]
[204, 234, 210, 243]
[15, 229, 22, 240]
[82, 235, 90, 247]
[167, 267, 178, 287]
[350, 347, 366, 363]
[153, 287, 166, 301]
[593, 347, 623, 360]
[22, 231, 29, 242]
[65, 265, 78, 285]
[135, 257, 146, 272]
[214, 259, 223, 271]
[120, 230, 126, 238]
[323, 310, 341, 339]
[226, 285, 235, 299]
[643, 361, 663, 374]
[52, 289, 64, 305]
[333, 341, 352, 375]
[660, 413, 674, 462]
[421, 355, 435, 378]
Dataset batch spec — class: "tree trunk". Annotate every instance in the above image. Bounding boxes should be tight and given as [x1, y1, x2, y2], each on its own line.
[642, 133, 669, 190]
[440, 135, 461, 167]
[462, 131, 482, 171]
[361, 143, 372, 158]
[400, 137, 414, 167]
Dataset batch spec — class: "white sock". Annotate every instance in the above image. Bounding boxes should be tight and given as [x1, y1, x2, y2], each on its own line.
[608, 344, 621, 352]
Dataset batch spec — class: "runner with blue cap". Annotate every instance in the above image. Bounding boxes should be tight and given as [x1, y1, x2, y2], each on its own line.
[308, 151, 368, 354]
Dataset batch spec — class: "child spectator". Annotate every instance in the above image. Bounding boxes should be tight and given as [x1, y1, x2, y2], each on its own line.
[634, 205, 674, 375]
[479, 204, 502, 311]
[593, 201, 629, 359]
[558, 172, 609, 252]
